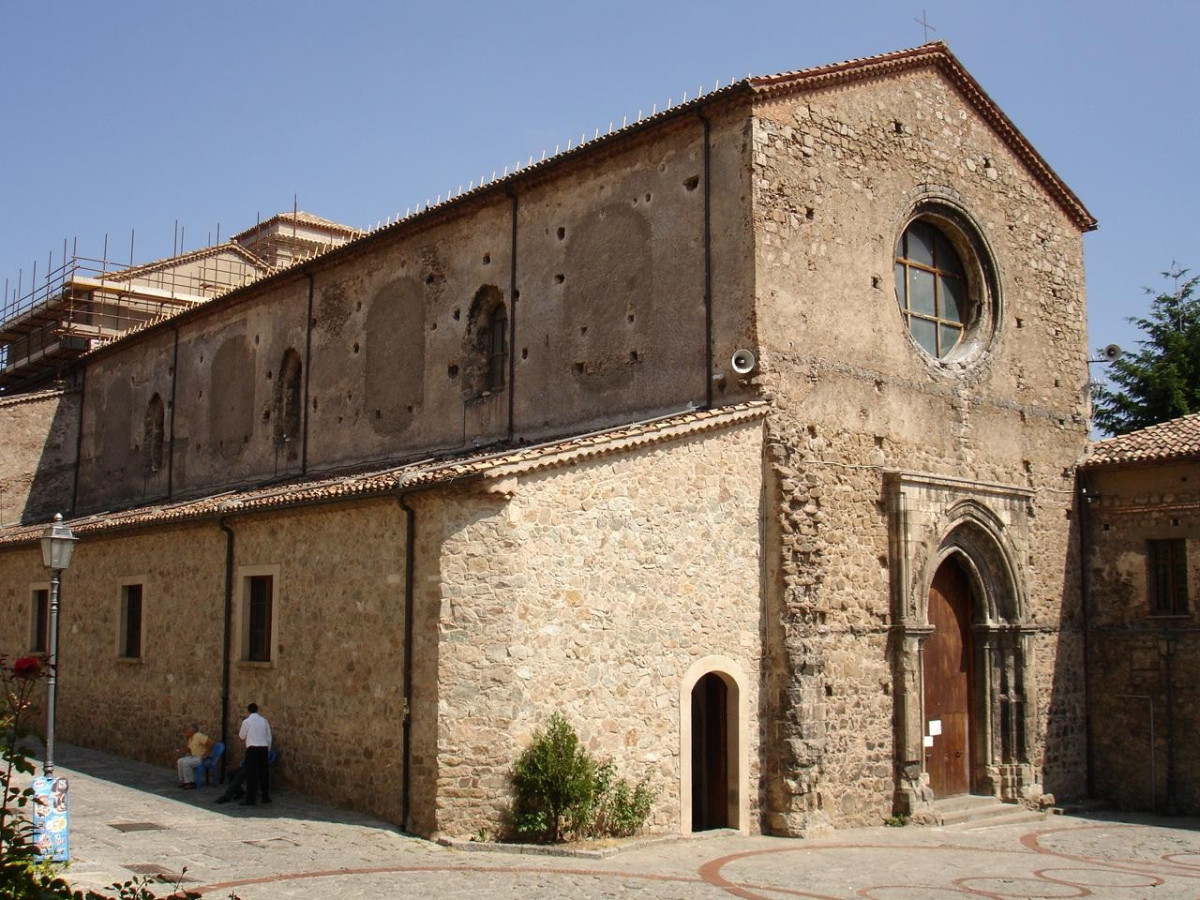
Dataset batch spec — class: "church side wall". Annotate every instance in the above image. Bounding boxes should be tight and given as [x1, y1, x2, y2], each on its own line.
[512, 120, 709, 436]
[1083, 461, 1200, 814]
[305, 201, 516, 468]
[225, 502, 410, 823]
[0, 500, 412, 826]
[0, 523, 226, 764]
[74, 275, 313, 509]
[76, 329, 177, 509]
[66, 106, 757, 514]
[750, 69, 1089, 830]
[425, 421, 764, 839]
[0, 390, 78, 525]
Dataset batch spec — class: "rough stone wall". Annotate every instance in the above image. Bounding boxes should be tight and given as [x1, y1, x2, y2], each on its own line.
[426, 420, 764, 839]
[0, 501, 411, 825]
[75, 330, 178, 511]
[1083, 461, 1200, 813]
[749, 68, 1090, 830]
[226, 502, 410, 823]
[0, 523, 225, 764]
[0, 390, 78, 525]
[0, 543, 58, 677]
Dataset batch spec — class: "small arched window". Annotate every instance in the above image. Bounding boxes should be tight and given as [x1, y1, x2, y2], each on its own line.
[273, 349, 303, 447]
[463, 285, 507, 399]
[144, 393, 165, 475]
[485, 303, 508, 391]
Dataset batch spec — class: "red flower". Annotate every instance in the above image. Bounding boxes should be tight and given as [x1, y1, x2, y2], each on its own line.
[12, 656, 41, 679]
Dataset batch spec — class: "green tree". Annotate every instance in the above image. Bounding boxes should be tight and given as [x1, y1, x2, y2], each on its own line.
[1093, 266, 1200, 436]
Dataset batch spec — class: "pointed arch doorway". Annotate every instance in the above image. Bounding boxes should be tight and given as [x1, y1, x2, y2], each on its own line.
[923, 557, 975, 797]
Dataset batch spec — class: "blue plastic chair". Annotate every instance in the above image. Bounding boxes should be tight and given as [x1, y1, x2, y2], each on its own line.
[195, 741, 225, 787]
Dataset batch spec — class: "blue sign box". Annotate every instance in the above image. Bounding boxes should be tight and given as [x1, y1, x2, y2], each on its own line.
[31, 775, 70, 862]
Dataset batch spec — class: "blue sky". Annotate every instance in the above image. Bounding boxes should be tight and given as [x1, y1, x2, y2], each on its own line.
[1, 1, 1196, 382]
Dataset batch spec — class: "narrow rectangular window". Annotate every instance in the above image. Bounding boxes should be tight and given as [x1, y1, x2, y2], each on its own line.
[31, 589, 48, 653]
[246, 575, 273, 662]
[120, 584, 144, 659]
[1148, 539, 1189, 615]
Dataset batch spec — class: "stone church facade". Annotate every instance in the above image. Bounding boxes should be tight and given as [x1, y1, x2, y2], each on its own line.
[0, 43, 1095, 839]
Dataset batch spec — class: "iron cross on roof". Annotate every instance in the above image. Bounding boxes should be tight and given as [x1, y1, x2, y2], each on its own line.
[915, 9, 937, 41]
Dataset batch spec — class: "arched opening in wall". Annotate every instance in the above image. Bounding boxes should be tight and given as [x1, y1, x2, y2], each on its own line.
[691, 672, 732, 831]
[486, 302, 507, 391]
[463, 285, 507, 399]
[144, 393, 165, 475]
[273, 348, 303, 453]
[923, 555, 976, 797]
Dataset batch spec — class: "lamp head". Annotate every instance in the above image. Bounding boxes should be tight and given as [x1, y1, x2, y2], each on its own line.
[40, 513, 77, 573]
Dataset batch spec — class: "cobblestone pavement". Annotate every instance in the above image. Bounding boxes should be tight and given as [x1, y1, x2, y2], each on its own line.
[30, 746, 1200, 899]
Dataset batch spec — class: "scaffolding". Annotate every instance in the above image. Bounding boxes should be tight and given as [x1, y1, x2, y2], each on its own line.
[0, 235, 271, 391]
[0, 211, 364, 393]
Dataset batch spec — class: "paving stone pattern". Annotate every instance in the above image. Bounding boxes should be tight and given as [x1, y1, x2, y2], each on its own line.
[31, 746, 1200, 899]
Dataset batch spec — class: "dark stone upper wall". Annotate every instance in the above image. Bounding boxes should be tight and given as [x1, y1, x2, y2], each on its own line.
[66, 105, 756, 511]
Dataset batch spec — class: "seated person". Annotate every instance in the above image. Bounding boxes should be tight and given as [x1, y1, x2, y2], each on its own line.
[176, 724, 213, 789]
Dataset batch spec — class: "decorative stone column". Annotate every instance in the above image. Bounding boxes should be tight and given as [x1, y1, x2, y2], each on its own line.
[892, 624, 935, 818]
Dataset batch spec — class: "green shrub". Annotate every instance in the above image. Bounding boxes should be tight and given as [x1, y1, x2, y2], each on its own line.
[510, 713, 595, 842]
[589, 761, 654, 838]
[509, 713, 654, 843]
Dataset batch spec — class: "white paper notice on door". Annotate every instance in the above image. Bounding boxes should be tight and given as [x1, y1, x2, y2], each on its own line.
[928, 719, 942, 736]
[923, 735, 934, 747]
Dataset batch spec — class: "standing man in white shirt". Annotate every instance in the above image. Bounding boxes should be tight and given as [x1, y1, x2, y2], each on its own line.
[237, 702, 272, 806]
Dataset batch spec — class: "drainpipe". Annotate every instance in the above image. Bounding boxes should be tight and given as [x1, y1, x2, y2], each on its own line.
[506, 191, 519, 442]
[69, 367, 86, 514]
[1075, 471, 1095, 799]
[167, 326, 180, 498]
[219, 518, 235, 781]
[698, 111, 714, 410]
[301, 270, 315, 474]
[397, 494, 417, 832]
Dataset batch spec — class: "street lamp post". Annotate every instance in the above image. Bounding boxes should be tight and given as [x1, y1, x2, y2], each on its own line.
[39, 512, 77, 776]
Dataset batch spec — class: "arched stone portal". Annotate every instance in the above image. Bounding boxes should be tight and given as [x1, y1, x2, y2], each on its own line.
[885, 474, 1038, 819]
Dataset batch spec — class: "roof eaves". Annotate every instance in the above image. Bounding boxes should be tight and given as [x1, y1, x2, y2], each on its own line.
[0, 387, 69, 408]
[1081, 413, 1200, 468]
[100, 241, 269, 282]
[0, 402, 768, 548]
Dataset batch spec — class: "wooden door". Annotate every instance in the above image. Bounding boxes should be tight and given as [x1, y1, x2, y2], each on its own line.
[691, 673, 729, 831]
[924, 560, 974, 797]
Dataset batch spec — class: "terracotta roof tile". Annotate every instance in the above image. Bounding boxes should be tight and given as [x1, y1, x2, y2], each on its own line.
[0, 402, 767, 548]
[100, 242, 268, 282]
[1082, 413, 1200, 468]
[231, 210, 365, 242]
[0, 387, 67, 408]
